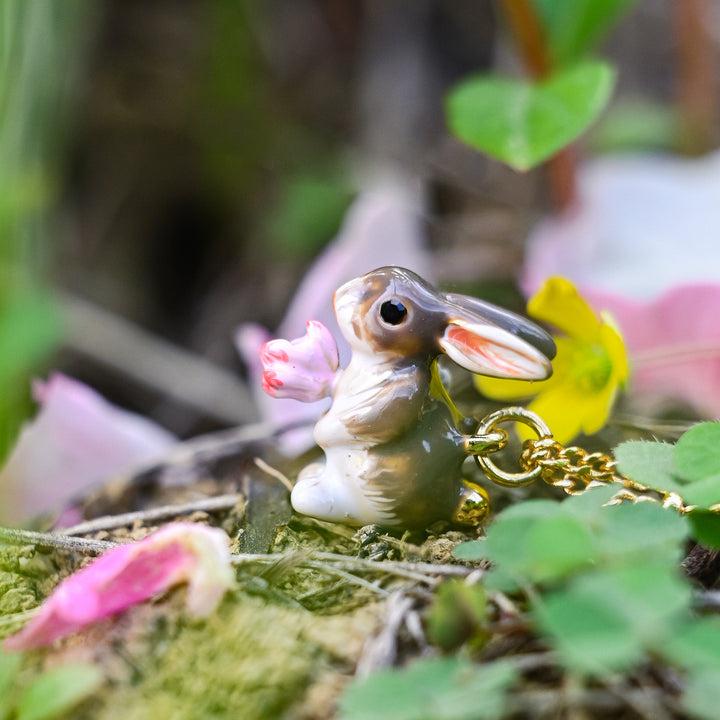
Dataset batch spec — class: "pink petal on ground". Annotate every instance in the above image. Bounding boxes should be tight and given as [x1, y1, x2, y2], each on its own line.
[0, 373, 177, 525]
[3, 523, 233, 651]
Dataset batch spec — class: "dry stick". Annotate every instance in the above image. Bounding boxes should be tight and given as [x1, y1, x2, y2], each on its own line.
[59, 291, 258, 426]
[231, 550, 473, 585]
[303, 560, 390, 597]
[0, 526, 118, 554]
[498, 0, 577, 210]
[57, 493, 244, 536]
[253, 457, 294, 492]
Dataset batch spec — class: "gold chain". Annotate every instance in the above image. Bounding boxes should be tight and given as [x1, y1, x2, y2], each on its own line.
[470, 407, 690, 512]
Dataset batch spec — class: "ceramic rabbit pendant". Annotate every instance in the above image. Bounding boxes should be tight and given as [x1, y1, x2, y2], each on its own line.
[260, 267, 556, 528]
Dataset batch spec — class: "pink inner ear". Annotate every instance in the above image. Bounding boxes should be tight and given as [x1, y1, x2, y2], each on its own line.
[444, 326, 533, 378]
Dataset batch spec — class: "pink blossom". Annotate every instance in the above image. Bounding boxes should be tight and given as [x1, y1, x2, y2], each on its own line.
[3, 523, 234, 651]
[0, 374, 177, 525]
[259, 320, 340, 402]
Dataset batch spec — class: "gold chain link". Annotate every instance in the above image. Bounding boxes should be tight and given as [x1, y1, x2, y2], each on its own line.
[519, 436, 688, 512]
[469, 407, 691, 512]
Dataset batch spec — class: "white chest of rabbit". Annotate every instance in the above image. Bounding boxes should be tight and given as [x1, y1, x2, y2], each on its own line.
[260, 267, 556, 529]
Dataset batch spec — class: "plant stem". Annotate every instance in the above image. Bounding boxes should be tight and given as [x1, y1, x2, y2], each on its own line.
[57, 493, 243, 536]
[674, 0, 718, 154]
[0, 527, 118, 553]
[497, 0, 577, 210]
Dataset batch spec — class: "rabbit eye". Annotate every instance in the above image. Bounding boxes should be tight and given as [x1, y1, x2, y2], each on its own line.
[380, 300, 408, 325]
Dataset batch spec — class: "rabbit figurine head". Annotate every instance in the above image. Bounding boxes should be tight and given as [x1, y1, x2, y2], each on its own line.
[261, 266, 556, 529]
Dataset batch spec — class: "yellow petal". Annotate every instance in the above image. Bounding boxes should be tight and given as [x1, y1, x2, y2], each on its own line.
[474, 374, 547, 401]
[528, 277, 601, 343]
[599, 315, 629, 386]
[578, 383, 618, 436]
[525, 383, 586, 444]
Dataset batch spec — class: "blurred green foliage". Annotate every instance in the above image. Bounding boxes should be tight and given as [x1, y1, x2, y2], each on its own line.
[444, 0, 643, 172]
[446, 61, 615, 171]
[0, 649, 102, 720]
[0, 0, 89, 458]
[532, 0, 640, 66]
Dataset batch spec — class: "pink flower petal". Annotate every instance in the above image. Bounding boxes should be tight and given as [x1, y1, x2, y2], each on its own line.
[0, 374, 177, 525]
[3, 523, 233, 651]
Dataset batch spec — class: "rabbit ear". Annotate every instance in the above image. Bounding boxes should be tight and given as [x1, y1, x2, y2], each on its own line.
[439, 317, 553, 380]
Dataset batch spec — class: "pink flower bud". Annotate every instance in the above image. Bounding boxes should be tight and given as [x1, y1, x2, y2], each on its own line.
[259, 320, 340, 402]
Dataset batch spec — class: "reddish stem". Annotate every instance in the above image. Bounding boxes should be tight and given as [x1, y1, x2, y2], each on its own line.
[498, 0, 577, 210]
[674, 0, 718, 154]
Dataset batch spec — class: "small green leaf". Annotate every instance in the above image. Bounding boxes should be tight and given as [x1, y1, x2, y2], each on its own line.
[664, 618, 720, 670]
[452, 540, 486, 562]
[532, 0, 640, 65]
[683, 668, 720, 720]
[445, 61, 615, 171]
[16, 665, 103, 720]
[674, 422, 720, 482]
[536, 562, 690, 676]
[595, 502, 687, 563]
[523, 514, 597, 582]
[680, 474, 720, 508]
[535, 580, 641, 675]
[688, 511, 720, 549]
[615, 440, 685, 494]
[337, 657, 516, 720]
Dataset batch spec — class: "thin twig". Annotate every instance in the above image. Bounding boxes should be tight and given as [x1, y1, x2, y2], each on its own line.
[59, 291, 258, 425]
[304, 560, 390, 597]
[231, 550, 472, 586]
[253, 457, 294, 492]
[57, 494, 243, 536]
[0, 527, 118, 553]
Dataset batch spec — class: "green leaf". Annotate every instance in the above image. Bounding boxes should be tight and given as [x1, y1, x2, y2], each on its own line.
[615, 440, 685, 494]
[452, 540, 486, 562]
[445, 61, 615, 171]
[535, 562, 690, 676]
[337, 657, 516, 720]
[535, 579, 641, 675]
[683, 669, 720, 720]
[664, 618, 720, 670]
[594, 501, 687, 563]
[680, 474, 720, 508]
[523, 514, 597, 582]
[688, 511, 720, 549]
[16, 665, 103, 720]
[483, 500, 593, 587]
[532, 0, 640, 66]
[675, 423, 720, 482]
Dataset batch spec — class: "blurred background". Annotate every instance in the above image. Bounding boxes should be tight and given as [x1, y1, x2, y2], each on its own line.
[1, 0, 718, 460]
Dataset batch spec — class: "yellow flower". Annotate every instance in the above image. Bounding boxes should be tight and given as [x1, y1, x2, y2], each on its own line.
[475, 277, 629, 443]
